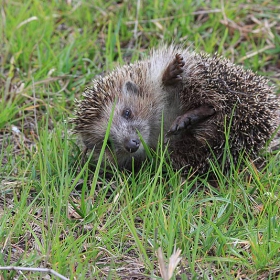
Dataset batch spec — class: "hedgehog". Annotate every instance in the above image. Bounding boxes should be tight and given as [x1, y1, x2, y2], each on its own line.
[73, 45, 279, 175]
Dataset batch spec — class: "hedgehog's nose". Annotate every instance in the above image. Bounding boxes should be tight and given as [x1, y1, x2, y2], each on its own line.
[124, 138, 140, 153]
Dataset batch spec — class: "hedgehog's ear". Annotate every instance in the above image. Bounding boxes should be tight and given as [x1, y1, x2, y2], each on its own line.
[123, 81, 140, 96]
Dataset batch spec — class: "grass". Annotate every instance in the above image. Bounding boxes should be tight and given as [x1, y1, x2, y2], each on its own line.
[1, 0, 280, 279]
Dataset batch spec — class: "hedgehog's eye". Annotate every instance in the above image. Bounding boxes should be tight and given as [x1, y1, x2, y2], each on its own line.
[122, 108, 132, 119]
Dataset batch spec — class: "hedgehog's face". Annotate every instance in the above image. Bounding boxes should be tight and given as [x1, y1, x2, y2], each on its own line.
[95, 81, 161, 170]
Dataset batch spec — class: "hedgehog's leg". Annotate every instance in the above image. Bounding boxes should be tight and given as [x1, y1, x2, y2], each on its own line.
[162, 53, 185, 86]
[167, 105, 215, 136]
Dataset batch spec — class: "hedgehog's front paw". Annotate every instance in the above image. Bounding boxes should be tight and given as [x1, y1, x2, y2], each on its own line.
[166, 105, 215, 136]
[162, 53, 185, 86]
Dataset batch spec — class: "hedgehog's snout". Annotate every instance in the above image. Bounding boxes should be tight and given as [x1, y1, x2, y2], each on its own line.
[124, 137, 140, 153]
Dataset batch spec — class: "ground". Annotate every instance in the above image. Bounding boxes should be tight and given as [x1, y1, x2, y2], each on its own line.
[0, 1, 280, 279]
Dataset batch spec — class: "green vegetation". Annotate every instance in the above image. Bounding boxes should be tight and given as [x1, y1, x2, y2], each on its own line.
[0, 0, 279, 279]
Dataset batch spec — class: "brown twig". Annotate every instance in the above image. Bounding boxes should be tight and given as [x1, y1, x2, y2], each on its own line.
[0, 266, 69, 280]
